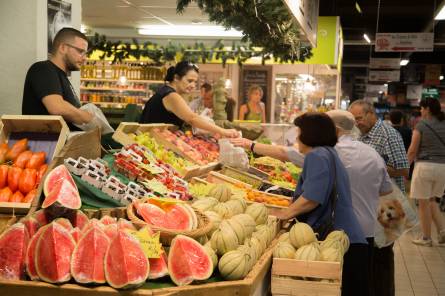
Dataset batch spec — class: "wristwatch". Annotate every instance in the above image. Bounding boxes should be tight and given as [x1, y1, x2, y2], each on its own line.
[250, 141, 256, 152]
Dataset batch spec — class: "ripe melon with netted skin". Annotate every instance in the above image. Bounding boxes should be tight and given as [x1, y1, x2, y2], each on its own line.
[294, 243, 321, 261]
[237, 243, 257, 272]
[225, 199, 245, 215]
[204, 211, 222, 235]
[231, 214, 256, 237]
[213, 202, 232, 219]
[218, 249, 251, 280]
[320, 239, 345, 255]
[249, 235, 265, 258]
[192, 197, 219, 212]
[255, 224, 273, 245]
[204, 242, 218, 270]
[325, 230, 350, 253]
[245, 203, 268, 225]
[273, 242, 296, 259]
[225, 218, 246, 245]
[210, 223, 239, 256]
[320, 247, 343, 262]
[278, 232, 290, 243]
[209, 184, 232, 202]
[289, 222, 317, 249]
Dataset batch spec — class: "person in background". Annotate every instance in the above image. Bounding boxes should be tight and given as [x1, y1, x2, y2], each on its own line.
[383, 112, 392, 125]
[407, 98, 445, 246]
[139, 61, 239, 138]
[189, 82, 213, 114]
[238, 84, 266, 122]
[349, 99, 409, 296]
[22, 27, 93, 131]
[390, 110, 412, 151]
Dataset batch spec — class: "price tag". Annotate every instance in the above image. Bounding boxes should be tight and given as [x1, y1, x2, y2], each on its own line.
[127, 228, 163, 259]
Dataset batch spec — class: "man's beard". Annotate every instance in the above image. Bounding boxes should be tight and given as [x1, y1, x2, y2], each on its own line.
[64, 55, 80, 71]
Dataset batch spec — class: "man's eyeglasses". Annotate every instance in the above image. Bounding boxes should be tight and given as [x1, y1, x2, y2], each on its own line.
[65, 43, 89, 57]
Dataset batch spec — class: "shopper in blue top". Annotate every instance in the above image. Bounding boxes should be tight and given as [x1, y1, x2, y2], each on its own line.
[269, 112, 368, 296]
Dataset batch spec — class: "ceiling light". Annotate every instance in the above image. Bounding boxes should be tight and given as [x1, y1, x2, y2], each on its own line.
[384, 83, 388, 87]
[355, 2, 362, 13]
[138, 25, 243, 38]
[440, 75, 444, 80]
[435, 4, 445, 20]
[363, 34, 371, 43]
[400, 59, 409, 66]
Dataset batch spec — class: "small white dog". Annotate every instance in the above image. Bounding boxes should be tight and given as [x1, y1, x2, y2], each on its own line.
[377, 199, 407, 242]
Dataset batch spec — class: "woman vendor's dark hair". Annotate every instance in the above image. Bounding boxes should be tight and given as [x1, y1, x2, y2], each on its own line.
[164, 61, 199, 82]
[294, 112, 338, 147]
[420, 97, 445, 121]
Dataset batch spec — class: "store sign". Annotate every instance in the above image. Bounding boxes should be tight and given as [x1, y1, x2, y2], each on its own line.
[282, 0, 319, 47]
[369, 58, 401, 69]
[422, 88, 439, 99]
[375, 33, 434, 52]
[424, 64, 441, 86]
[369, 70, 400, 82]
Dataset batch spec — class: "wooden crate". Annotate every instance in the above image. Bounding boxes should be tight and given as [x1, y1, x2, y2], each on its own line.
[220, 166, 264, 189]
[271, 259, 342, 296]
[112, 122, 202, 180]
[0, 115, 69, 214]
[0, 237, 278, 296]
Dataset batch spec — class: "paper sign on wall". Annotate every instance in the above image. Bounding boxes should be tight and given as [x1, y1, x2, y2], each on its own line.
[375, 33, 434, 52]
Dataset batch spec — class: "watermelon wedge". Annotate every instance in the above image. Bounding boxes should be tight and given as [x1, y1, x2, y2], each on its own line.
[135, 202, 193, 230]
[0, 223, 29, 280]
[42, 179, 81, 210]
[20, 216, 40, 238]
[43, 164, 77, 196]
[168, 235, 213, 286]
[26, 226, 46, 280]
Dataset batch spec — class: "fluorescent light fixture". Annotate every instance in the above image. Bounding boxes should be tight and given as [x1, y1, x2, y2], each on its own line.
[384, 83, 388, 87]
[440, 75, 444, 80]
[224, 79, 232, 89]
[435, 4, 445, 20]
[400, 59, 409, 66]
[138, 25, 243, 38]
[363, 34, 371, 43]
[355, 2, 362, 13]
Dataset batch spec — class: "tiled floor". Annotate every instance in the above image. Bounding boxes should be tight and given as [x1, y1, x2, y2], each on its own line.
[395, 220, 445, 296]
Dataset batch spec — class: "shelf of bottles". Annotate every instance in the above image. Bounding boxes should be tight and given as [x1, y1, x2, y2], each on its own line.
[80, 61, 165, 108]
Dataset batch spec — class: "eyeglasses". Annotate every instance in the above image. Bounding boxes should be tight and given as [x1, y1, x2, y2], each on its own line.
[64, 43, 89, 57]
[188, 62, 199, 71]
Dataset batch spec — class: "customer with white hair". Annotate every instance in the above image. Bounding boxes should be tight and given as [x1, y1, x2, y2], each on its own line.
[230, 110, 393, 296]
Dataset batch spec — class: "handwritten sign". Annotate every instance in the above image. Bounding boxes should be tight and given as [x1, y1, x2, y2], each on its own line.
[127, 228, 162, 258]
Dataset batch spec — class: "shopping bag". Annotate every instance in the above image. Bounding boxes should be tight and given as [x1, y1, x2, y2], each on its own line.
[74, 103, 114, 135]
[374, 181, 418, 247]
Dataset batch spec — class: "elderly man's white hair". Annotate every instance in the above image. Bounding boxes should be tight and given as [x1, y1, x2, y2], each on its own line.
[326, 110, 356, 132]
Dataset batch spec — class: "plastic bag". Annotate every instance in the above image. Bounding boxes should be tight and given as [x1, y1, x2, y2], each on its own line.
[74, 103, 114, 135]
[218, 139, 249, 170]
[374, 181, 418, 247]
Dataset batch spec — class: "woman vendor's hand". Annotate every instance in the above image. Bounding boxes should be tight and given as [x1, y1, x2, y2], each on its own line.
[221, 129, 241, 138]
[229, 137, 252, 149]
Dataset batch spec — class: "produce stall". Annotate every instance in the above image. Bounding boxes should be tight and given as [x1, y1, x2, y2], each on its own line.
[0, 115, 347, 296]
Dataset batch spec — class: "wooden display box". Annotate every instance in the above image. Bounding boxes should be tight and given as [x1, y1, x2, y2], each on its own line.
[220, 166, 263, 189]
[271, 259, 342, 296]
[0, 235, 278, 296]
[0, 115, 69, 214]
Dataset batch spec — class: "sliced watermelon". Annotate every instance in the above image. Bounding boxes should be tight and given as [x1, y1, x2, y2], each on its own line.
[20, 216, 40, 238]
[67, 210, 89, 231]
[100, 215, 117, 225]
[138, 226, 168, 279]
[70, 227, 81, 243]
[43, 164, 77, 196]
[0, 223, 29, 280]
[54, 218, 73, 231]
[42, 179, 81, 210]
[135, 203, 192, 230]
[26, 227, 46, 280]
[168, 235, 212, 286]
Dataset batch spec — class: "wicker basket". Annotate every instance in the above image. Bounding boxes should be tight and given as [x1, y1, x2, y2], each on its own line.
[127, 202, 213, 245]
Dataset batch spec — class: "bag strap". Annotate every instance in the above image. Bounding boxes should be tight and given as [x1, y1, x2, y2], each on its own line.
[422, 121, 445, 147]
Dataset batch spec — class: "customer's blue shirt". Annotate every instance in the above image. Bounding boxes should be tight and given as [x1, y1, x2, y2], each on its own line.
[293, 146, 366, 244]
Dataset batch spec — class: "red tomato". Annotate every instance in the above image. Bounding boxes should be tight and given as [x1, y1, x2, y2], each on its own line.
[9, 191, 24, 202]
[7, 166, 22, 192]
[26, 152, 46, 169]
[5, 139, 28, 161]
[0, 165, 8, 189]
[0, 187, 12, 202]
[13, 150, 33, 168]
[23, 189, 38, 203]
[36, 164, 48, 185]
[18, 168, 37, 195]
[0, 143, 8, 164]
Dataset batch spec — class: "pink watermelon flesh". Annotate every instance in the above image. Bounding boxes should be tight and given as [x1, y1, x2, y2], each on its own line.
[71, 227, 110, 284]
[117, 218, 136, 231]
[82, 219, 105, 234]
[70, 227, 81, 243]
[54, 218, 73, 231]
[100, 215, 117, 225]
[42, 179, 81, 210]
[104, 224, 118, 240]
[68, 210, 89, 231]
[136, 203, 191, 230]
[20, 216, 40, 238]
[0, 223, 29, 280]
[32, 209, 50, 226]
[104, 230, 149, 289]
[168, 235, 212, 286]
[26, 226, 46, 280]
[43, 164, 77, 196]
[35, 223, 76, 283]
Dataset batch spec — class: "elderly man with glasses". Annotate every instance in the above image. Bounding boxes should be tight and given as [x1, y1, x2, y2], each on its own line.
[22, 27, 92, 131]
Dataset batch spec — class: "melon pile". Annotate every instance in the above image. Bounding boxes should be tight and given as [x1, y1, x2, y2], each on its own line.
[192, 187, 279, 281]
[273, 222, 350, 264]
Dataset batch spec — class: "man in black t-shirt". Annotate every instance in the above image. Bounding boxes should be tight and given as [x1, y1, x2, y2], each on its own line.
[22, 27, 92, 130]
